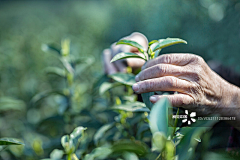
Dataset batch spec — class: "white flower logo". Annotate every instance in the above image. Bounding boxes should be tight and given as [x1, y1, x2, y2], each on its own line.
[182, 110, 196, 125]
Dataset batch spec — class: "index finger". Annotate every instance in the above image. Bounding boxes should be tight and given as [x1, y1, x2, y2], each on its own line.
[142, 53, 195, 70]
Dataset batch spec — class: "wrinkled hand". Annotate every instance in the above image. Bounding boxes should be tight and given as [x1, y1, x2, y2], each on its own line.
[132, 53, 240, 115]
[102, 32, 148, 75]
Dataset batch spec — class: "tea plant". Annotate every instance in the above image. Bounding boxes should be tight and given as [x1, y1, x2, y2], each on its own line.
[106, 37, 232, 159]
[41, 38, 236, 160]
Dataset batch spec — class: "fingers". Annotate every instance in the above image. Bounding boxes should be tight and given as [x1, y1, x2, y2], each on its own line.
[142, 53, 195, 70]
[136, 64, 186, 82]
[132, 76, 193, 94]
[149, 94, 194, 107]
[102, 49, 118, 74]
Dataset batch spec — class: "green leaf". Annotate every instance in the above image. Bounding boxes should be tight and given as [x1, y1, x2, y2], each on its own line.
[176, 119, 219, 160]
[148, 40, 159, 46]
[149, 98, 171, 137]
[60, 57, 74, 74]
[82, 147, 112, 160]
[152, 38, 187, 52]
[99, 82, 122, 95]
[30, 90, 65, 107]
[116, 39, 145, 53]
[151, 132, 167, 151]
[0, 97, 26, 112]
[203, 152, 237, 160]
[0, 138, 24, 146]
[111, 52, 146, 63]
[70, 126, 87, 147]
[91, 147, 112, 159]
[50, 149, 64, 159]
[61, 135, 75, 154]
[45, 67, 66, 77]
[111, 102, 150, 112]
[41, 43, 61, 55]
[141, 92, 154, 109]
[109, 73, 136, 86]
[112, 139, 149, 157]
[123, 152, 139, 160]
[94, 122, 115, 145]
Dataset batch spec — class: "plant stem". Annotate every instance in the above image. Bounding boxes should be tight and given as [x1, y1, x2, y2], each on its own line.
[155, 152, 162, 160]
[172, 108, 179, 138]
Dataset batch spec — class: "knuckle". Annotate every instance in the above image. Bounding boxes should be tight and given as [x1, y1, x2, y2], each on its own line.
[165, 76, 177, 88]
[161, 54, 172, 64]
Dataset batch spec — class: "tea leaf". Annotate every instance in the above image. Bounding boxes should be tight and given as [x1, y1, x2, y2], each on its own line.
[176, 119, 218, 160]
[123, 152, 139, 160]
[45, 67, 66, 77]
[110, 52, 146, 63]
[111, 102, 150, 112]
[41, 43, 61, 55]
[70, 126, 87, 147]
[0, 138, 24, 146]
[141, 92, 154, 109]
[109, 73, 136, 86]
[148, 40, 159, 46]
[99, 82, 122, 95]
[149, 98, 171, 137]
[151, 132, 167, 151]
[112, 139, 149, 157]
[153, 38, 187, 52]
[94, 122, 115, 145]
[116, 39, 145, 53]
[0, 97, 26, 112]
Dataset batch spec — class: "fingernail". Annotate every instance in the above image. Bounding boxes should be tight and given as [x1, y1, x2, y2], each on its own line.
[132, 83, 139, 92]
[135, 74, 139, 82]
[150, 96, 157, 103]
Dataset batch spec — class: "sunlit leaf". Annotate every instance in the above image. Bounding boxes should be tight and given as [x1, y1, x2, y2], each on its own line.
[149, 98, 171, 137]
[109, 73, 136, 86]
[111, 52, 146, 63]
[70, 126, 87, 147]
[148, 40, 159, 46]
[94, 122, 115, 145]
[152, 38, 187, 52]
[123, 152, 139, 160]
[141, 92, 154, 109]
[116, 39, 145, 53]
[61, 135, 75, 154]
[151, 132, 167, 151]
[50, 149, 64, 159]
[112, 139, 149, 157]
[99, 82, 122, 95]
[0, 138, 24, 146]
[111, 102, 150, 112]
[165, 140, 175, 160]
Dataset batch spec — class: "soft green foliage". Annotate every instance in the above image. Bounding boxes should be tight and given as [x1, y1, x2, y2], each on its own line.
[0, 138, 24, 146]
[111, 52, 147, 63]
[0, 0, 239, 159]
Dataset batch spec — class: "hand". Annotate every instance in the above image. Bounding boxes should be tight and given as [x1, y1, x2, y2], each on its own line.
[102, 32, 148, 75]
[132, 53, 240, 115]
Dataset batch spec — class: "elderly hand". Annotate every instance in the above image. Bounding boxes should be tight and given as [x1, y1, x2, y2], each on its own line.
[132, 53, 240, 115]
[102, 32, 148, 75]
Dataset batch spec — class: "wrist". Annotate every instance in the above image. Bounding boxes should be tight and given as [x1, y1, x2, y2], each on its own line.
[218, 82, 240, 116]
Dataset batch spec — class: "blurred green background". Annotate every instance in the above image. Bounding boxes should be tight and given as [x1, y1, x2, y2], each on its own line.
[0, 0, 240, 159]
